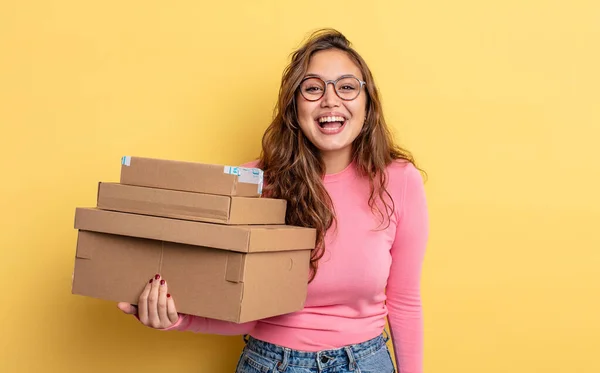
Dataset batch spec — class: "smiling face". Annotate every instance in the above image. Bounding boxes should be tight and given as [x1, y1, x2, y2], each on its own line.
[296, 49, 368, 167]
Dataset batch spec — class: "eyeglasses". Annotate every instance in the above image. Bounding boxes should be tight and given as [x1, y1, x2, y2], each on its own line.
[298, 75, 366, 101]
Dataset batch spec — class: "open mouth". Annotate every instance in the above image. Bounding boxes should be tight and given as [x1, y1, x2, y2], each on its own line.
[316, 116, 347, 134]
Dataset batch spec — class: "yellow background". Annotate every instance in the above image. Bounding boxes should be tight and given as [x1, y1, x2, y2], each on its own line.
[1, 1, 598, 372]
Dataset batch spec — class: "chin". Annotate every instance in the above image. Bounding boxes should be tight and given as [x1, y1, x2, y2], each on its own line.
[313, 140, 352, 154]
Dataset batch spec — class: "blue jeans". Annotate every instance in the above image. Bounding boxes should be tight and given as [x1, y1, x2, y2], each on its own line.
[235, 333, 396, 373]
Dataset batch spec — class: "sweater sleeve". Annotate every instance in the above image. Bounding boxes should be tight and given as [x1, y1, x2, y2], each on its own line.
[386, 164, 429, 373]
[159, 314, 258, 335]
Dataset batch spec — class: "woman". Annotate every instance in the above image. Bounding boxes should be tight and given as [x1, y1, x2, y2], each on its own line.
[118, 28, 429, 373]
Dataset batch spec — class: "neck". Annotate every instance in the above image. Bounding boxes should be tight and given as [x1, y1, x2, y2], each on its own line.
[322, 148, 352, 175]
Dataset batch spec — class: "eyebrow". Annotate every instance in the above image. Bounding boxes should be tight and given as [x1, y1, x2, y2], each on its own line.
[303, 73, 360, 80]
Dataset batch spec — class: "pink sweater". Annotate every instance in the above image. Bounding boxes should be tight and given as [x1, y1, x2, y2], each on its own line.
[164, 159, 429, 373]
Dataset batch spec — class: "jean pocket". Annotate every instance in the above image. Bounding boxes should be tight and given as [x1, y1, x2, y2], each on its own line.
[236, 348, 275, 373]
[355, 345, 396, 373]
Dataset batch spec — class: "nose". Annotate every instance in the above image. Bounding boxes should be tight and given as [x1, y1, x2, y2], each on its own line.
[320, 82, 340, 107]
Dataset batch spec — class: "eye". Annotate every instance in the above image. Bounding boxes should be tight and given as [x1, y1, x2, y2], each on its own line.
[301, 77, 325, 94]
[304, 85, 323, 92]
[336, 77, 360, 91]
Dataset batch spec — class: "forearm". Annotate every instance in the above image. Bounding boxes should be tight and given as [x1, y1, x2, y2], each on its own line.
[161, 314, 258, 335]
[387, 291, 424, 373]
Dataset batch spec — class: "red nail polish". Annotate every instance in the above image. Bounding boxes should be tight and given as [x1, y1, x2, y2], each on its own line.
[167, 294, 171, 298]
[149, 279, 153, 284]
[160, 279, 165, 285]
[155, 274, 160, 280]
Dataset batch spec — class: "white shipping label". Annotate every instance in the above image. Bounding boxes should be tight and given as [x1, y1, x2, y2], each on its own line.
[224, 165, 264, 194]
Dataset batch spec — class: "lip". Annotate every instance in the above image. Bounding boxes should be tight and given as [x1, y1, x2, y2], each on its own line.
[315, 112, 348, 121]
[314, 112, 348, 135]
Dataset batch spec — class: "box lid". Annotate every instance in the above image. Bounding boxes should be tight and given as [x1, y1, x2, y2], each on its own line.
[74, 208, 316, 253]
[119, 156, 263, 197]
[96, 182, 287, 225]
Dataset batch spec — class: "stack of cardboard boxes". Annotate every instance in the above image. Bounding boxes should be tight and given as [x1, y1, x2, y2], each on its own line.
[71, 156, 316, 323]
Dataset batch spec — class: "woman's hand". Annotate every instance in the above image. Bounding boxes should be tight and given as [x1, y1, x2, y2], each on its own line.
[117, 274, 180, 329]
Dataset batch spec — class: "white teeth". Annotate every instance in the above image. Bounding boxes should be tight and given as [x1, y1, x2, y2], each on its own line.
[318, 116, 345, 123]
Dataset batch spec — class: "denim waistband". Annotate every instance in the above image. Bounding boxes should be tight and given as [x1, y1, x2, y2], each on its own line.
[244, 331, 390, 370]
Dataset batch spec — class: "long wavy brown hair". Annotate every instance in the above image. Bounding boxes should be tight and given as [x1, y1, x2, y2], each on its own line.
[257, 28, 424, 282]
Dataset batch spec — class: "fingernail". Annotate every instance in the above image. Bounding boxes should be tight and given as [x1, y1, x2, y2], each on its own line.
[160, 279, 165, 285]
[167, 294, 171, 298]
[155, 274, 160, 280]
[149, 279, 153, 284]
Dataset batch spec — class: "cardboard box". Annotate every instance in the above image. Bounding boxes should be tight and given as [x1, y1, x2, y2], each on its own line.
[120, 156, 263, 197]
[96, 182, 287, 225]
[72, 208, 315, 322]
